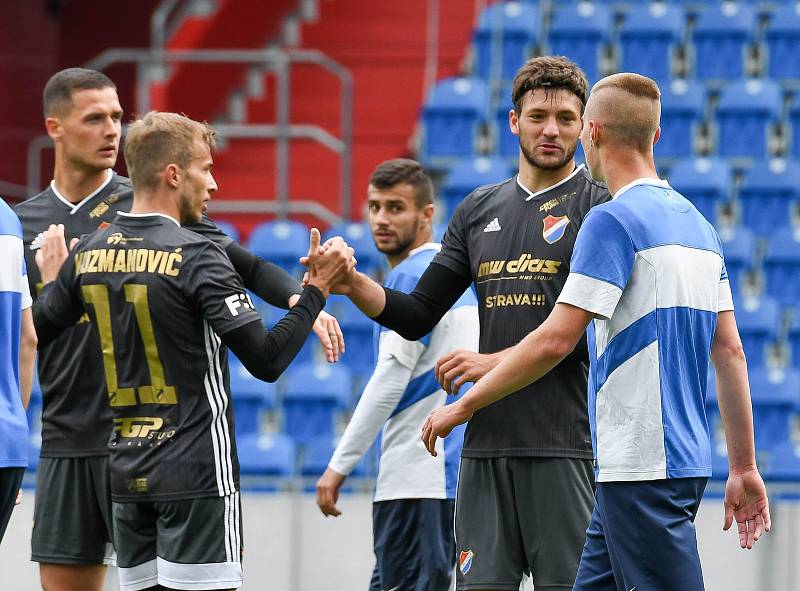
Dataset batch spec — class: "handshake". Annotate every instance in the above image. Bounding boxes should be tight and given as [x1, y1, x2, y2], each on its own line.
[300, 228, 357, 298]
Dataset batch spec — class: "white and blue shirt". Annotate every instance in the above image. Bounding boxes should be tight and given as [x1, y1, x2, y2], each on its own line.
[557, 179, 734, 482]
[0, 197, 32, 468]
[329, 243, 479, 500]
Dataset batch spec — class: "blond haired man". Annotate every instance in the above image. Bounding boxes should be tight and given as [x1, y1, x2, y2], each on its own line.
[422, 73, 770, 590]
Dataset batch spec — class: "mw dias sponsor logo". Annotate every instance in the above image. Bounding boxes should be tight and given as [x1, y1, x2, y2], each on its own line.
[542, 214, 570, 244]
[476, 254, 561, 279]
[459, 549, 474, 575]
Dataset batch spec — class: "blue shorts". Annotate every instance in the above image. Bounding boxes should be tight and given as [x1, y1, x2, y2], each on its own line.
[573, 477, 708, 591]
[369, 498, 455, 591]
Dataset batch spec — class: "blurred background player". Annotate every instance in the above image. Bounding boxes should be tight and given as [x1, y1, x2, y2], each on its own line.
[315, 159, 479, 591]
[15, 67, 342, 591]
[32, 111, 355, 591]
[422, 73, 771, 590]
[0, 195, 36, 543]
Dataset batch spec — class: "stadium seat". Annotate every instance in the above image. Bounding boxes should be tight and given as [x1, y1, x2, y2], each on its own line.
[229, 357, 277, 436]
[668, 157, 729, 224]
[717, 225, 754, 295]
[619, 3, 684, 82]
[440, 157, 513, 217]
[736, 296, 781, 369]
[789, 314, 800, 367]
[324, 221, 385, 277]
[472, 2, 540, 81]
[547, 2, 611, 83]
[213, 219, 239, 243]
[763, 441, 800, 483]
[738, 158, 800, 237]
[765, 3, 800, 80]
[282, 363, 352, 444]
[420, 77, 490, 166]
[324, 296, 375, 384]
[247, 220, 310, 276]
[715, 79, 782, 159]
[748, 368, 800, 452]
[764, 227, 800, 307]
[692, 3, 755, 80]
[237, 433, 296, 490]
[494, 88, 518, 159]
[655, 80, 705, 159]
[791, 95, 800, 158]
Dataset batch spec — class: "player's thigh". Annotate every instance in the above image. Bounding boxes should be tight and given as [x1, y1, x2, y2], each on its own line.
[572, 501, 618, 591]
[154, 491, 243, 590]
[39, 564, 108, 591]
[455, 458, 526, 590]
[513, 457, 595, 589]
[32, 457, 114, 566]
[599, 478, 707, 591]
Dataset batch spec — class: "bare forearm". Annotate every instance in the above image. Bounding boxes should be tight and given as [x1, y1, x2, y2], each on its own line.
[347, 271, 387, 318]
[19, 309, 36, 410]
[713, 348, 757, 473]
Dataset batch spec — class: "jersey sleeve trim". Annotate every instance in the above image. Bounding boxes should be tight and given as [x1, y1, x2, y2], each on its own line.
[718, 279, 734, 312]
[557, 272, 623, 319]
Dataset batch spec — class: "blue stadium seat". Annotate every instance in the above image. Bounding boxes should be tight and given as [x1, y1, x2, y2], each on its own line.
[765, 4, 800, 80]
[441, 157, 513, 218]
[282, 363, 352, 444]
[229, 357, 277, 436]
[789, 315, 800, 367]
[325, 221, 385, 277]
[494, 88, 518, 159]
[548, 2, 611, 83]
[716, 79, 782, 159]
[213, 219, 239, 243]
[763, 441, 800, 484]
[791, 95, 800, 158]
[420, 78, 490, 166]
[692, 3, 755, 80]
[668, 157, 730, 224]
[247, 220, 310, 276]
[473, 2, 540, 80]
[764, 227, 800, 307]
[718, 225, 754, 295]
[748, 368, 800, 452]
[325, 296, 375, 384]
[619, 3, 684, 82]
[738, 158, 800, 237]
[238, 433, 296, 490]
[656, 80, 705, 159]
[736, 296, 780, 369]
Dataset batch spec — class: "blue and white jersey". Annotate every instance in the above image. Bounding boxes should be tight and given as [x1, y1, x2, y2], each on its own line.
[329, 243, 479, 501]
[0, 197, 32, 468]
[557, 179, 733, 482]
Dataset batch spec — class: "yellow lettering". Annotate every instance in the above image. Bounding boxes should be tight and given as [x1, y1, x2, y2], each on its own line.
[490, 261, 504, 274]
[147, 250, 164, 273]
[543, 260, 561, 274]
[485, 296, 494, 308]
[113, 250, 127, 273]
[165, 252, 182, 277]
[136, 249, 147, 272]
[97, 249, 114, 272]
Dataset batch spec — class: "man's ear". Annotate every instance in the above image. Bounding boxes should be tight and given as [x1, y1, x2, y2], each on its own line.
[164, 164, 181, 189]
[45, 117, 61, 142]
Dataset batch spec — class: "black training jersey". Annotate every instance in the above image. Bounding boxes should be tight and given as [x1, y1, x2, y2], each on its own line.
[15, 173, 233, 458]
[37, 213, 260, 501]
[433, 165, 610, 459]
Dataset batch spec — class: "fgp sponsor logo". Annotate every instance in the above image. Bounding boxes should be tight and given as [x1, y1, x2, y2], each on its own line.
[113, 416, 175, 440]
[542, 214, 570, 244]
[477, 254, 561, 279]
[225, 292, 255, 317]
[459, 549, 474, 575]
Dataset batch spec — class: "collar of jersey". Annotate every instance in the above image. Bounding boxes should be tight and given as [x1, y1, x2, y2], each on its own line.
[50, 169, 113, 215]
[517, 164, 585, 202]
[116, 211, 180, 226]
[613, 177, 671, 200]
[408, 242, 441, 258]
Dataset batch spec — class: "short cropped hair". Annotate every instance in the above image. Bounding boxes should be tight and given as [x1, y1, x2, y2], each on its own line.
[368, 158, 433, 208]
[43, 68, 116, 117]
[592, 72, 661, 102]
[511, 56, 589, 114]
[591, 73, 661, 152]
[124, 112, 216, 192]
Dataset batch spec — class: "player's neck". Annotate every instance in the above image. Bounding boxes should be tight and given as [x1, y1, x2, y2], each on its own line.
[387, 230, 432, 268]
[129, 191, 181, 223]
[517, 159, 576, 194]
[52, 161, 110, 204]
[601, 150, 659, 197]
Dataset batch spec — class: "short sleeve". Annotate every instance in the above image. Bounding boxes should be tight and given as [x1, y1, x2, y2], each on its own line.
[186, 242, 262, 335]
[431, 201, 471, 279]
[557, 208, 635, 319]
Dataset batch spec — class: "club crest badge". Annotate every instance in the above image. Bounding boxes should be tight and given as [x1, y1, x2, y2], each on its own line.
[542, 214, 570, 244]
[459, 549, 474, 575]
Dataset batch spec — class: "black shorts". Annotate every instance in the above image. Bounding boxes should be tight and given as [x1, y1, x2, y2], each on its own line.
[31, 456, 115, 565]
[114, 491, 243, 591]
[369, 498, 456, 591]
[0, 467, 24, 543]
[455, 457, 595, 590]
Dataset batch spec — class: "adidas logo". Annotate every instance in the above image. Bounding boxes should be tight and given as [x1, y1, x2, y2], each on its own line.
[483, 218, 501, 233]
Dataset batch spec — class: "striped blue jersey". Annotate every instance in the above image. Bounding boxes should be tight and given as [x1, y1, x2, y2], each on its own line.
[329, 244, 479, 500]
[0, 197, 32, 468]
[557, 179, 733, 482]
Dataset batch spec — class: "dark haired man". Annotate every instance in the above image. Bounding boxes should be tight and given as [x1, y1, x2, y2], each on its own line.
[327, 56, 610, 590]
[16, 67, 342, 591]
[315, 159, 478, 590]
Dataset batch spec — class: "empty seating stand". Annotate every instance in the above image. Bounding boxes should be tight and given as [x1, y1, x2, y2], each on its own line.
[765, 3, 800, 81]
[735, 296, 781, 368]
[657, 80, 706, 159]
[764, 227, 800, 307]
[473, 1, 540, 81]
[548, 2, 611, 83]
[718, 225, 754, 295]
[247, 220, 310, 277]
[282, 363, 352, 445]
[440, 157, 513, 217]
[692, 3, 755, 80]
[716, 79, 782, 159]
[738, 158, 800, 237]
[620, 3, 684, 83]
[668, 157, 730, 224]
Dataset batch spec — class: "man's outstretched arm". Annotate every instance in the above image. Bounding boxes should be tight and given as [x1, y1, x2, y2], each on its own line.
[711, 310, 771, 549]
